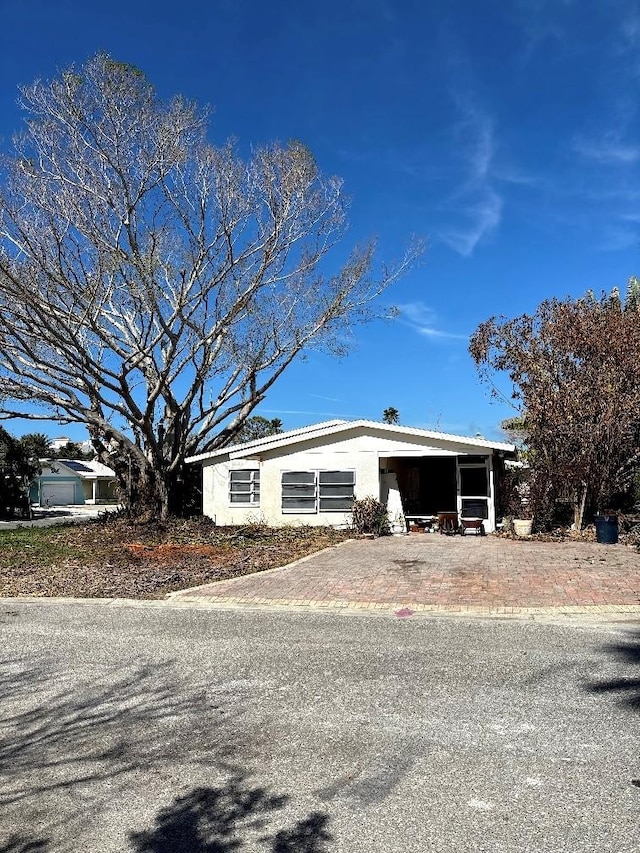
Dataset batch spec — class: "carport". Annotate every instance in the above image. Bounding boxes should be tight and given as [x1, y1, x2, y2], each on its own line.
[381, 452, 494, 527]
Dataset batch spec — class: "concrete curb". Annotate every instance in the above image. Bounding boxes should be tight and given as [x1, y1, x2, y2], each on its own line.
[2, 594, 640, 624]
[163, 596, 640, 621]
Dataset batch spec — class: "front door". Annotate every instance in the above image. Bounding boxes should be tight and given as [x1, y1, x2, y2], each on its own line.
[457, 458, 492, 526]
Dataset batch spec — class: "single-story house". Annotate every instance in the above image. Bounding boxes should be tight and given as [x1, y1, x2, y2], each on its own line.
[187, 419, 515, 533]
[30, 459, 118, 506]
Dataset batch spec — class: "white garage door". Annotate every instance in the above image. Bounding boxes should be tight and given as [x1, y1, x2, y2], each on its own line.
[42, 483, 76, 506]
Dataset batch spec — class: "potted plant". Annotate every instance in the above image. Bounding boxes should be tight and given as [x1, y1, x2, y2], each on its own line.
[511, 484, 534, 535]
[512, 512, 533, 537]
[501, 465, 533, 536]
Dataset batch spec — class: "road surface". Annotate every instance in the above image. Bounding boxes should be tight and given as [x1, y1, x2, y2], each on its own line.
[0, 601, 638, 852]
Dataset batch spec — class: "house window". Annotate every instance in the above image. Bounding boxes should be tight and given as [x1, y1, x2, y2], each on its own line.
[281, 471, 316, 512]
[229, 469, 260, 505]
[318, 471, 355, 511]
[281, 470, 355, 513]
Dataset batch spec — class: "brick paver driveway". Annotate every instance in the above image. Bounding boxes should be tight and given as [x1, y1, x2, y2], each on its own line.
[172, 534, 640, 615]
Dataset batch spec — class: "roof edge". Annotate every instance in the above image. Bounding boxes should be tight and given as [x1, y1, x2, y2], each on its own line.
[186, 419, 515, 464]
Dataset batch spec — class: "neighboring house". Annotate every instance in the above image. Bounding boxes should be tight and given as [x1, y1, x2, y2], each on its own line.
[187, 419, 515, 532]
[49, 435, 94, 455]
[31, 459, 118, 506]
[49, 435, 73, 451]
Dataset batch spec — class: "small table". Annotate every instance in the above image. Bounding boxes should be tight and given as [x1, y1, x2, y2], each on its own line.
[405, 515, 438, 533]
[438, 512, 459, 535]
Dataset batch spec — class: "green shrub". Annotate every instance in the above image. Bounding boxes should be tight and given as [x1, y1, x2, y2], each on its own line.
[351, 496, 390, 536]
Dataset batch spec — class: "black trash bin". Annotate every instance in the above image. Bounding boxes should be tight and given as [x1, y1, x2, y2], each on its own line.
[595, 514, 618, 545]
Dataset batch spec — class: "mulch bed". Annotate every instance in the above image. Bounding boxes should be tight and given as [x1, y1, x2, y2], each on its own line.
[498, 523, 640, 546]
[0, 516, 352, 599]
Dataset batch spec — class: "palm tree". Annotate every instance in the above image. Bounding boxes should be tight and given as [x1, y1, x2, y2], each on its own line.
[382, 408, 400, 425]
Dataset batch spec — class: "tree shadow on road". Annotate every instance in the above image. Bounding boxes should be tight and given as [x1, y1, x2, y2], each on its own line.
[582, 630, 640, 711]
[130, 777, 331, 852]
[0, 656, 331, 851]
[0, 657, 227, 806]
[0, 836, 49, 853]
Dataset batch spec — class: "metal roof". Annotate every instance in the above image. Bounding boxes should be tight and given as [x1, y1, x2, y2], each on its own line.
[186, 419, 515, 464]
[43, 458, 117, 479]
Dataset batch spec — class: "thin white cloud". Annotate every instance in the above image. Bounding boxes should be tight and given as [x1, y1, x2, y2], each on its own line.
[573, 135, 640, 164]
[261, 409, 347, 417]
[598, 224, 640, 251]
[398, 302, 468, 341]
[620, 8, 640, 48]
[512, 0, 573, 64]
[492, 164, 543, 187]
[438, 100, 504, 256]
[307, 393, 341, 402]
[619, 210, 640, 222]
[570, 184, 640, 204]
[440, 188, 503, 257]
[451, 101, 495, 191]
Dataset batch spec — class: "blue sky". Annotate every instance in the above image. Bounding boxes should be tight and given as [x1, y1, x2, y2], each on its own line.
[1, 0, 640, 442]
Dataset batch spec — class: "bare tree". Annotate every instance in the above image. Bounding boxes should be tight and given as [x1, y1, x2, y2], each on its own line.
[0, 55, 420, 518]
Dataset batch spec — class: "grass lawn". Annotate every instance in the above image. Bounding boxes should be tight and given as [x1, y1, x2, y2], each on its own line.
[0, 516, 352, 599]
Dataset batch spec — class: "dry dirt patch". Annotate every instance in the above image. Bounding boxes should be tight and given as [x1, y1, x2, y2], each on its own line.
[0, 517, 351, 599]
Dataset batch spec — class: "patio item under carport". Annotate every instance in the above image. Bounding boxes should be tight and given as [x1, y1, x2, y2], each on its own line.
[460, 517, 485, 536]
[438, 511, 459, 534]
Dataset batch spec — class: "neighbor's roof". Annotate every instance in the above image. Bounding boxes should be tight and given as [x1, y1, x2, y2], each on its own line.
[186, 419, 515, 464]
[41, 458, 116, 478]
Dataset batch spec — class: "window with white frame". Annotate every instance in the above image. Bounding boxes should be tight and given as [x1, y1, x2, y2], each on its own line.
[229, 469, 260, 505]
[318, 470, 355, 511]
[281, 470, 355, 513]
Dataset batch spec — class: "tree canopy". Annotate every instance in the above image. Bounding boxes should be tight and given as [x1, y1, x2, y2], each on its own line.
[18, 432, 52, 461]
[0, 427, 39, 519]
[0, 54, 420, 518]
[233, 416, 284, 444]
[17, 433, 92, 461]
[382, 407, 400, 425]
[470, 282, 640, 526]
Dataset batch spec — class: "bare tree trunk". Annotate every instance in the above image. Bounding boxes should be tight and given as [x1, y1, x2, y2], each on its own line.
[125, 463, 171, 522]
[574, 482, 588, 530]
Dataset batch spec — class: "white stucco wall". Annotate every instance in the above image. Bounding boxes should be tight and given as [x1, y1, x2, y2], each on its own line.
[199, 428, 502, 530]
[203, 439, 381, 526]
[202, 458, 262, 526]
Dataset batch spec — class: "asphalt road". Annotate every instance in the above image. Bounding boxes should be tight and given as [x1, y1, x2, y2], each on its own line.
[0, 505, 119, 530]
[0, 602, 638, 852]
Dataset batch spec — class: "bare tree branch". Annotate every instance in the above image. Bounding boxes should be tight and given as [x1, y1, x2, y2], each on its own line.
[0, 54, 422, 517]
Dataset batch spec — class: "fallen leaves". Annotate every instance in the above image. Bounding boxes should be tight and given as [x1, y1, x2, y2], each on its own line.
[0, 517, 351, 599]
